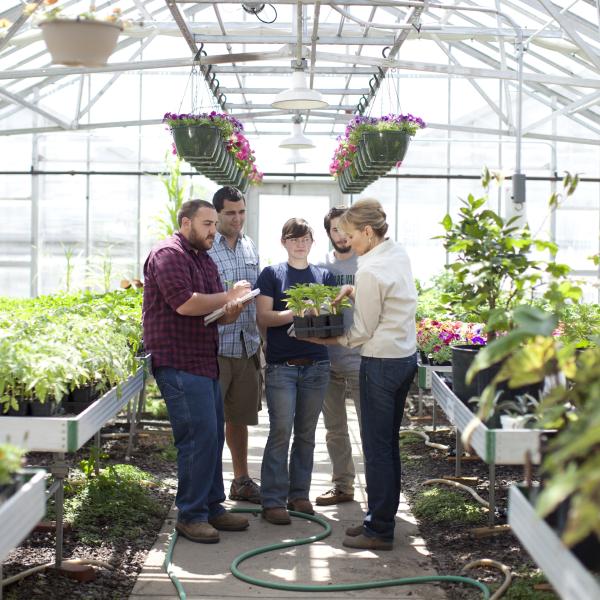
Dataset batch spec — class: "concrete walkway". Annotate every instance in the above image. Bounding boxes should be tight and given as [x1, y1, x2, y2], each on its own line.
[129, 403, 447, 600]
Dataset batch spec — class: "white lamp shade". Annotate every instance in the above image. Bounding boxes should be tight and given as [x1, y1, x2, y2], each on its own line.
[285, 149, 309, 164]
[279, 121, 315, 149]
[271, 70, 329, 110]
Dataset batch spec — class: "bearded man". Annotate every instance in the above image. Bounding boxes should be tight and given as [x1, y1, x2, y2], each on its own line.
[142, 199, 252, 544]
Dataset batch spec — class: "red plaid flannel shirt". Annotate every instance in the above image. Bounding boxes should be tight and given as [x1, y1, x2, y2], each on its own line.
[142, 232, 223, 378]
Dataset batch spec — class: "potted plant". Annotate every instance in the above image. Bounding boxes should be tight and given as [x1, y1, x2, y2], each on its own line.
[284, 284, 314, 339]
[0, 444, 25, 504]
[323, 286, 352, 337]
[303, 284, 332, 338]
[534, 343, 600, 570]
[437, 170, 581, 404]
[163, 112, 263, 188]
[330, 114, 426, 193]
[416, 318, 486, 366]
[28, 1, 127, 67]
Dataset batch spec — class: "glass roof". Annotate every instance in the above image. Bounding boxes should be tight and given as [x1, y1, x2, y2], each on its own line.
[0, 0, 599, 144]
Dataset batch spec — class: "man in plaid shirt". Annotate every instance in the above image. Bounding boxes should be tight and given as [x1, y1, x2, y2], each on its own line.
[208, 187, 262, 504]
[143, 199, 254, 544]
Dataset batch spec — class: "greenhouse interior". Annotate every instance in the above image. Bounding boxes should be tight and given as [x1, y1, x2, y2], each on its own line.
[0, 0, 599, 598]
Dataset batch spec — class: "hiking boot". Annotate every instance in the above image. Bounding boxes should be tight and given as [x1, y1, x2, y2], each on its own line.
[345, 524, 364, 537]
[262, 507, 291, 525]
[287, 498, 315, 515]
[343, 533, 393, 551]
[208, 511, 249, 531]
[176, 521, 219, 544]
[229, 477, 261, 504]
[315, 487, 354, 506]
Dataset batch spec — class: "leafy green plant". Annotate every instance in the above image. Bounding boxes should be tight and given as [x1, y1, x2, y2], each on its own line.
[55, 464, 166, 545]
[557, 302, 600, 348]
[412, 486, 486, 526]
[155, 155, 187, 239]
[284, 284, 313, 317]
[437, 169, 580, 342]
[284, 284, 351, 317]
[323, 286, 352, 315]
[0, 444, 24, 486]
[0, 289, 142, 411]
[79, 446, 109, 479]
[500, 570, 556, 600]
[61, 244, 81, 293]
[534, 343, 600, 548]
[304, 284, 333, 316]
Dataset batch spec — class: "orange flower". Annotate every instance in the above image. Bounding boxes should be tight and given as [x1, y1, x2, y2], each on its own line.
[44, 0, 59, 5]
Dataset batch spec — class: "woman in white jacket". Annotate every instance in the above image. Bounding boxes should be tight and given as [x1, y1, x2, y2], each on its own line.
[310, 198, 418, 551]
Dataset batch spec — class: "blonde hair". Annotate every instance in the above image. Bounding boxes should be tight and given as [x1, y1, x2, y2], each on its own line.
[338, 198, 388, 238]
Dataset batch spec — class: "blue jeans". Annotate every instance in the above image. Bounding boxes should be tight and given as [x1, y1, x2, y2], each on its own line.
[359, 354, 417, 540]
[154, 367, 226, 523]
[261, 362, 330, 508]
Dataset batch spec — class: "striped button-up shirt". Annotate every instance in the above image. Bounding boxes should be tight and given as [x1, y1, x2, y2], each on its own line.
[208, 231, 260, 358]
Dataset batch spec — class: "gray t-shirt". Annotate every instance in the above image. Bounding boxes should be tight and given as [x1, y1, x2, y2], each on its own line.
[317, 250, 361, 373]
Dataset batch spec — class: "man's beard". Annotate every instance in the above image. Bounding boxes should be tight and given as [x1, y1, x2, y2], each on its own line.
[331, 239, 351, 254]
[189, 228, 214, 251]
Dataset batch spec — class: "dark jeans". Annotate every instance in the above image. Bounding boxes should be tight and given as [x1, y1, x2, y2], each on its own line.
[154, 367, 226, 523]
[260, 361, 330, 508]
[359, 353, 417, 540]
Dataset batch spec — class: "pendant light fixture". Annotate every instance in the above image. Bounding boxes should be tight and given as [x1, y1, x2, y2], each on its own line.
[271, 2, 328, 110]
[271, 62, 328, 110]
[279, 114, 315, 149]
[285, 149, 309, 164]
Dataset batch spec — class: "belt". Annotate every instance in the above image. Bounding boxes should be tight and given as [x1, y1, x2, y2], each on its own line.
[284, 358, 316, 367]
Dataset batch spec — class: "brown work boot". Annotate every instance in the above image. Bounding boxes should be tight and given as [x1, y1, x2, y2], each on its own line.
[229, 477, 261, 504]
[345, 524, 364, 537]
[208, 511, 249, 531]
[343, 533, 393, 551]
[287, 498, 315, 515]
[262, 507, 291, 525]
[176, 520, 219, 544]
[315, 487, 354, 506]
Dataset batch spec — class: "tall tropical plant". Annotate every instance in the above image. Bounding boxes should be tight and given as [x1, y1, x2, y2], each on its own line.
[155, 155, 187, 238]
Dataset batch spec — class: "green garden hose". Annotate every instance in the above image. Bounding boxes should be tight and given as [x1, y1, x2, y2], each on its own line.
[164, 507, 491, 600]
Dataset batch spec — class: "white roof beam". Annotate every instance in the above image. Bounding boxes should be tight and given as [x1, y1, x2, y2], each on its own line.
[433, 37, 510, 126]
[522, 89, 600, 134]
[0, 86, 72, 129]
[2, 118, 598, 146]
[219, 87, 369, 94]
[536, 0, 600, 71]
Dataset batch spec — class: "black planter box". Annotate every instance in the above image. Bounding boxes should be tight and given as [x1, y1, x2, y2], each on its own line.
[327, 314, 344, 337]
[312, 315, 329, 338]
[293, 316, 313, 339]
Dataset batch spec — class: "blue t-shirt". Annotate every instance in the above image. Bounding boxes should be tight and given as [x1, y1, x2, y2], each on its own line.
[255, 262, 336, 364]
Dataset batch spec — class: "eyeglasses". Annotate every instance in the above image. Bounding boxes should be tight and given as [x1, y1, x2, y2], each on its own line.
[285, 237, 313, 245]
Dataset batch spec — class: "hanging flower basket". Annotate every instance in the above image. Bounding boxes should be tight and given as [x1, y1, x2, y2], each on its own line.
[330, 114, 426, 187]
[171, 125, 223, 164]
[39, 19, 122, 67]
[362, 130, 411, 167]
[163, 112, 264, 188]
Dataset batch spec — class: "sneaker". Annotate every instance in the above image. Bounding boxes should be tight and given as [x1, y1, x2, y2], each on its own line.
[262, 507, 291, 525]
[345, 524, 364, 537]
[343, 533, 393, 551]
[287, 498, 315, 515]
[208, 511, 249, 531]
[315, 487, 354, 506]
[229, 477, 261, 504]
[176, 521, 219, 544]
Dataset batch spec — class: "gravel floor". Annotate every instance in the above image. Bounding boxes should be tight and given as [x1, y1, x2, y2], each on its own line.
[402, 391, 556, 600]
[2, 427, 177, 600]
[2, 389, 566, 600]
